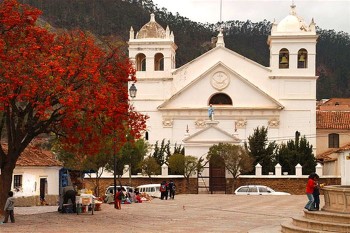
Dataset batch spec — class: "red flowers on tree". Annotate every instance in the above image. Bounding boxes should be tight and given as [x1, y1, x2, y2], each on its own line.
[0, 0, 147, 212]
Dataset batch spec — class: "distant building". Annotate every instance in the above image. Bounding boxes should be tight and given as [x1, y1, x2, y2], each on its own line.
[128, 5, 318, 191]
[316, 98, 350, 184]
[12, 145, 62, 206]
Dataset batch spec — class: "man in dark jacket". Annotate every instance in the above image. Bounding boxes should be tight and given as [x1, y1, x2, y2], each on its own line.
[63, 185, 77, 213]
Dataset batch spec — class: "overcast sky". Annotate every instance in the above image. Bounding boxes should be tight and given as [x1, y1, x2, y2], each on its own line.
[152, 0, 350, 33]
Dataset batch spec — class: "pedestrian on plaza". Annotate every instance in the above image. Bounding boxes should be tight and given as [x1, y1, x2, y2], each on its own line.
[2, 191, 15, 223]
[160, 180, 168, 200]
[105, 189, 114, 204]
[305, 172, 318, 211]
[313, 174, 320, 210]
[129, 188, 136, 203]
[135, 191, 142, 203]
[115, 187, 124, 209]
[168, 180, 176, 199]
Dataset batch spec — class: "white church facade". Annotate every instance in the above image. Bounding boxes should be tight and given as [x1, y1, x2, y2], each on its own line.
[127, 5, 318, 186]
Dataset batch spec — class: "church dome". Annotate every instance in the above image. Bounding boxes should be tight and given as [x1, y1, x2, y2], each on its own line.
[136, 13, 166, 39]
[276, 4, 309, 33]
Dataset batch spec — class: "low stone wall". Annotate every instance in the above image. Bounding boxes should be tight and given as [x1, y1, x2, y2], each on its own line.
[82, 176, 341, 197]
[84, 177, 198, 197]
[232, 176, 341, 195]
[14, 195, 59, 207]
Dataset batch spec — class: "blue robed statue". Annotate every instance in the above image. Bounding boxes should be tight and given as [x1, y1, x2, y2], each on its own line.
[208, 104, 214, 120]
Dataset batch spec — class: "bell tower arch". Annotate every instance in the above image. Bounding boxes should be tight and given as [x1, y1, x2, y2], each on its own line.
[268, 4, 318, 76]
[128, 13, 177, 79]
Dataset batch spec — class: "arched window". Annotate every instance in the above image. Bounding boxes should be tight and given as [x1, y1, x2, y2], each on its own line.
[328, 133, 339, 148]
[154, 53, 164, 71]
[298, 49, 308, 68]
[279, 48, 289, 69]
[136, 53, 146, 71]
[209, 93, 232, 105]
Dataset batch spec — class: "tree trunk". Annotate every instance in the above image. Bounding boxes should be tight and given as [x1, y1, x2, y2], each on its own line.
[0, 163, 15, 215]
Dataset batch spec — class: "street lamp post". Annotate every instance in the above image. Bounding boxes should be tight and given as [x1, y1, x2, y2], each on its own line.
[113, 142, 117, 209]
[113, 83, 137, 209]
[128, 83, 137, 187]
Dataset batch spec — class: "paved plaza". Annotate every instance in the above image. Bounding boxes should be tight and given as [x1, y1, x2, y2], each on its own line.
[0, 194, 314, 233]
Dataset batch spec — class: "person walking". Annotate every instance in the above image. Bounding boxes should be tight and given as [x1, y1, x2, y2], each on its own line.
[115, 187, 124, 209]
[2, 191, 15, 223]
[160, 181, 167, 200]
[168, 180, 176, 200]
[305, 173, 318, 211]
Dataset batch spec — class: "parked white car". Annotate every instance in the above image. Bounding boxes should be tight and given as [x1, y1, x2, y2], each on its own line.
[234, 185, 291, 195]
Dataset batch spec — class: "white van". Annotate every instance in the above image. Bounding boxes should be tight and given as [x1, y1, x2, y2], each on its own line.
[104, 185, 134, 196]
[136, 184, 161, 198]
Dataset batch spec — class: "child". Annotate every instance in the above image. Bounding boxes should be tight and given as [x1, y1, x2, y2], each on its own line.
[3, 191, 15, 223]
[313, 174, 321, 210]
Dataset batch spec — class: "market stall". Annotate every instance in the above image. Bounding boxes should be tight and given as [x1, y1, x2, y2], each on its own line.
[76, 194, 95, 215]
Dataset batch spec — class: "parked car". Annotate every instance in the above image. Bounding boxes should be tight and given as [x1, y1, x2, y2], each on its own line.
[234, 185, 291, 195]
[136, 184, 161, 198]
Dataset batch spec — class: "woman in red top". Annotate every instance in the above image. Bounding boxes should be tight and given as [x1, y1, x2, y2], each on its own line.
[305, 173, 318, 211]
[115, 188, 123, 210]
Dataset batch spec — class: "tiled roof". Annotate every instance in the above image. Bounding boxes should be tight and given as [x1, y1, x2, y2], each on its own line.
[316, 111, 350, 129]
[317, 142, 350, 161]
[2, 145, 63, 167]
[322, 98, 350, 106]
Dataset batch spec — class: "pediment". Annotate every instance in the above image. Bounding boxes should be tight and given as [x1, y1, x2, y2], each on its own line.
[183, 123, 241, 144]
[159, 62, 283, 110]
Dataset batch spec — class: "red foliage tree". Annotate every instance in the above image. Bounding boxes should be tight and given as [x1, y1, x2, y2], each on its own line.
[0, 0, 147, 211]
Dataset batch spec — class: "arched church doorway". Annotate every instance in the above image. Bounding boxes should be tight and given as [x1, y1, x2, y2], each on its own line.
[209, 153, 226, 193]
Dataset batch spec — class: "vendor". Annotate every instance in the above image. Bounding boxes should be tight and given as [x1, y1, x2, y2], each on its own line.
[62, 185, 77, 213]
[105, 189, 114, 204]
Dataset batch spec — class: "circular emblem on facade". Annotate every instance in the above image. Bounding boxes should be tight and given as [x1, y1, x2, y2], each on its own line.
[210, 72, 230, 90]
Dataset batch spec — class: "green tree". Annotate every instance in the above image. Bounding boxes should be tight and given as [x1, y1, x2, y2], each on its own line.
[173, 143, 185, 155]
[277, 133, 316, 175]
[183, 155, 199, 183]
[131, 139, 150, 174]
[168, 154, 199, 180]
[208, 143, 254, 191]
[138, 156, 160, 179]
[168, 153, 185, 175]
[151, 139, 171, 166]
[245, 126, 277, 175]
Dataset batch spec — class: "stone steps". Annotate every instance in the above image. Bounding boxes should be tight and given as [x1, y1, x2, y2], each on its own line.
[304, 210, 350, 224]
[281, 222, 329, 233]
[281, 210, 350, 232]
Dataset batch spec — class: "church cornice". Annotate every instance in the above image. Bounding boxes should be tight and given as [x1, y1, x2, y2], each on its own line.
[158, 107, 283, 111]
[136, 77, 173, 82]
[269, 75, 318, 80]
[158, 107, 283, 121]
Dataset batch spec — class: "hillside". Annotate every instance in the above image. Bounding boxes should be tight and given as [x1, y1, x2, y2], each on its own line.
[22, 0, 350, 99]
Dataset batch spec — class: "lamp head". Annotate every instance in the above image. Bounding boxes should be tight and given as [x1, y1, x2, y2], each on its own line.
[129, 83, 137, 98]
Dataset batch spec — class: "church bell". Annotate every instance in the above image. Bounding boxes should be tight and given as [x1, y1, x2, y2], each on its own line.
[280, 56, 288, 64]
